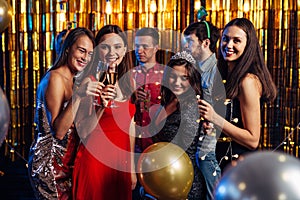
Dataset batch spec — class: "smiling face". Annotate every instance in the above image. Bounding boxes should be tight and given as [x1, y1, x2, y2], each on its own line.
[168, 64, 191, 96]
[220, 25, 247, 67]
[67, 35, 94, 73]
[98, 33, 127, 66]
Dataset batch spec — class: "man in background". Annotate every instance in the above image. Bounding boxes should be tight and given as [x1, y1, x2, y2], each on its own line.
[132, 27, 165, 200]
[183, 20, 226, 200]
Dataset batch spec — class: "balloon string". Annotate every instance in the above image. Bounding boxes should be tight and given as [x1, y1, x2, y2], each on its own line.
[272, 122, 300, 152]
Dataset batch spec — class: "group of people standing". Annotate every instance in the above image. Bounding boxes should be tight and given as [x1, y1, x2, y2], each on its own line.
[27, 17, 277, 200]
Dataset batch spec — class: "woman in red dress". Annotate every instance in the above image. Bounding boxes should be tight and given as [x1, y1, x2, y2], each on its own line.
[73, 25, 137, 200]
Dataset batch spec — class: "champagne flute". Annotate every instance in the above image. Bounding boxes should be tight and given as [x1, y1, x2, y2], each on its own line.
[96, 61, 108, 83]
[93, 61, 108, 106]
[106, 64, 118, 108]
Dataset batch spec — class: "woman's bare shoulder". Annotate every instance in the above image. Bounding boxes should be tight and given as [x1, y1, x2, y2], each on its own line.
[240, 73, 262, 96]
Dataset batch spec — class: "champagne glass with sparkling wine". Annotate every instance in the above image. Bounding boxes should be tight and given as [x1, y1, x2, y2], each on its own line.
[93, 61, 108, 106]
[106, 64, 118, 108]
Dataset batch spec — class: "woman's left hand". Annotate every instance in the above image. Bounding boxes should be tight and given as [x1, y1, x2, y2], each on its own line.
[100, 85, 116, 107]
[75, 78, 105, 98]
[131, 172, 137, 190]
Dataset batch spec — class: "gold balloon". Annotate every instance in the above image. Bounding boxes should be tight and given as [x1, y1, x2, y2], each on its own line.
[137, 142, 194, 200]
[0, 0, 13, 33]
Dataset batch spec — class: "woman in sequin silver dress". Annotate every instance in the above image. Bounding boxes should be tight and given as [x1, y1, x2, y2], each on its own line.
[28, 27, 103, 200]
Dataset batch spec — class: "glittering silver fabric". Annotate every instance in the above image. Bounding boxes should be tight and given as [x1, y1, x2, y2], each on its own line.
[28, 99, 79, 200]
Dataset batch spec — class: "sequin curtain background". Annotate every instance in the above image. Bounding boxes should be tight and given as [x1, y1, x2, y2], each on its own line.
[0, 0, 299, 161]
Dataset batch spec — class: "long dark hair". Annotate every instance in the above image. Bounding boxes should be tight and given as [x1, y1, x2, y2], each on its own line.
[94, 25, 134, 98]
[218, 18, 277, 102]
[161, 58, 202, 107]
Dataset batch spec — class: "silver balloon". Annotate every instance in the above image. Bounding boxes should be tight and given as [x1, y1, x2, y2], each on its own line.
[0, 87, 10, 147]
[214, 151, 300, 200]
[0, 0, 13, 33]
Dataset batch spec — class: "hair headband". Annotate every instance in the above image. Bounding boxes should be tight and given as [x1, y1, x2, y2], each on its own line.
[202, 21, 210, 39]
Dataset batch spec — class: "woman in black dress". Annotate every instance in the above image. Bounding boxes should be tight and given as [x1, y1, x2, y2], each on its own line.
[152, 51, 207, 199]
